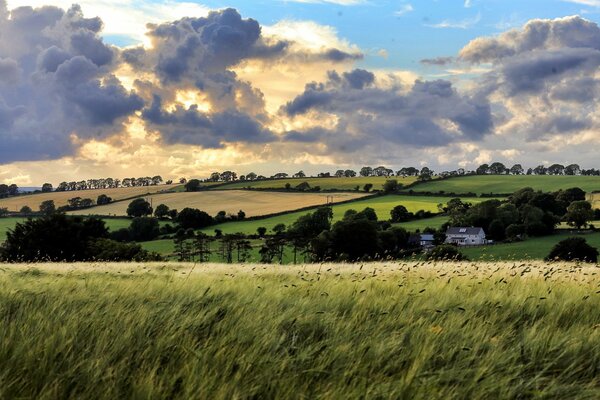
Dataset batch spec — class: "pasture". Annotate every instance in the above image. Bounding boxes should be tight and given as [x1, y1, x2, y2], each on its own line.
[408, 175, 600, 195]
[199, 195, 492, 235]
[463, 232, 600, 261]
[0, 184, 180, 211]
[0, 262, 598, 399]
[217, 176, 417, 191]
[69, 190, 367, 218]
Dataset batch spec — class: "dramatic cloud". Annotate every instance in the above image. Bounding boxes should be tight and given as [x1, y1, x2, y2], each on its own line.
[460, 16, 600, 143]
[282, 69, 493, 155]
[0, 2, 142, 163]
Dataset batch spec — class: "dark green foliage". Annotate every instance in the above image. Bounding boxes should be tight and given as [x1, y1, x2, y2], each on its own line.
[383, 179, 400, 194]
[176, 208, 214, 230]
[0, 214, 109, 262]
[97, 194, 112, 205]
[565, 201, 594, 229]
[257, 227, 267, 237]
[390, 205, 411, 223]
[546, 237, 598, 263]
[87, 239, 162, 261]
[154, 204, 170, 219]
[427, 245, 467, 261]
[363, 183, 373, 192]
[184, 179, 202, 192]
[127, 198, 153, 217]
[39, 200, 56, 215]
[128, 217, 160, 242]
[19, 206, 32, 214]
[295, 182, 311, 191]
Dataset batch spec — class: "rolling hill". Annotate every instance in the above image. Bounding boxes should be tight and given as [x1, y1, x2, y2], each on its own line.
[68, 190, 367, 218]
[215, 176, 417, 191]
[407, 175, 600, 195]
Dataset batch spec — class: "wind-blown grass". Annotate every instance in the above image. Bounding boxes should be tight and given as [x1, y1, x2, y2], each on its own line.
[0, 261, 599, 399]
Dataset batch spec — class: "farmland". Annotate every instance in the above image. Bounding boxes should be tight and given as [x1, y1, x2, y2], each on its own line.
[408, 175, 600, 195]
[463, 232, 600, 261]
[198, 195, 492, 236]
[69, 190, 367, 218]
[0, 262, 598, 399]
[217, 176, 417, 191]
[0, 184, 180, 211]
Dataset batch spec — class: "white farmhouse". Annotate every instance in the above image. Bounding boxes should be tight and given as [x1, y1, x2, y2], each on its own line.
[445, 227, 486, 246]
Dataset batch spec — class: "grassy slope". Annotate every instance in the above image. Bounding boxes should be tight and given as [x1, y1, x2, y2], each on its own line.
[199, 195, 490, 235]
[69, 190, 366, 217]
[216, 176, 417, 191]
[0, 218, 26, 241]
[462, 232, 600, 260]
[0, 262, 599, 399]
[407, 175, 600, 195]
[0, 184, 180, 211]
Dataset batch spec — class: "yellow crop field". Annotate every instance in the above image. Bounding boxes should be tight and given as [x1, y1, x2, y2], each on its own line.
[0, 185, 180, 211]
[69, 190, 367, 217]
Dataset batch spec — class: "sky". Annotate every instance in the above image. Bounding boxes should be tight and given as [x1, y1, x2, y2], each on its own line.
[2, 0, 600, 185]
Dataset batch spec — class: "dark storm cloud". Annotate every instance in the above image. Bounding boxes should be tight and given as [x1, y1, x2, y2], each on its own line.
[142, 95, 274, 147]
[283, 70, 493, 152]
[0, 1, 141, 163]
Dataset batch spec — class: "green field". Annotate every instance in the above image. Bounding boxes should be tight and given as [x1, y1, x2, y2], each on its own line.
[0, 218, 26, 241]
[200, 195, 491, 236]
[408, 175, 600, 195]
[462, 232, 600, 260]
[1, 262, 598, 399]
[217, 176, 417, 191]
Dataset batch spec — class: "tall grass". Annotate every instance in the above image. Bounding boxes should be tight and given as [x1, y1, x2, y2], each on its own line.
[0, 262, 599, 399]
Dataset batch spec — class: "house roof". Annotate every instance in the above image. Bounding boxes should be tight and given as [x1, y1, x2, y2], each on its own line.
[420, 234, 435, 241]
[446, 227, 485, 235]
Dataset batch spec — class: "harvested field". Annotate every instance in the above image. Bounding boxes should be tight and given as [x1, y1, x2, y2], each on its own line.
[0, 185, 180, 211]
[69, 190, 367, 217]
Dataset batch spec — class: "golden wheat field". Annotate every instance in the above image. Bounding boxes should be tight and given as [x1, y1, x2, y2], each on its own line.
[0, 261, 599, 399]
[0, 184, 181, 211]
[68, 190, 367, 217]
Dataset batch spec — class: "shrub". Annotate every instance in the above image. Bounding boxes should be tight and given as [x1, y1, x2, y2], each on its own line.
[87, 239, 162, 261]
[427, 245, 467, 261]
[545, 237, 598, 263]
[128, 217, 160, 242]
[176, 208, 213, 229]
[127, 198, 153, 217]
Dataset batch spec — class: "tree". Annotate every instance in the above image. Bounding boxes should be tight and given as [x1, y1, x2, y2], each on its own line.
[335, 170, 345, 178]
[0, 214, 108, 262]
[390, 205, 412, 223]
[546, 237, 598, 263]
[363, 183, 373, 192]
[510, 164, 524, 175]
[176, 208, 213, 229]
[87, 239, 161, 261]
[344, 169, 357, 177]
[359, 167, 373, 177]
[257, 227, 267, 237]
[295, 182, 311, 191]
[489, 162, 507, 175]
[237, 210, 246, 220]
[564, 164, 581, 176]
[19, 206, 32, 214]
[41, 183, 53, 193]
[548, 164, 565, 176]
[294, 170, 306, 178]
[565, 201, 594, 229]
[97, 194, 112, 205]
[127, 198, 153, 217]
[154, 204, 170, 219]
[418, 167, 433, 181]
[272, 223, 286, 235]
[184, 179, 202, 192]
[0, 207, 8, 217]
[427, 245, 467, 261]
[8, 184, 18, 196]
[476, 164, 489, 175]
[246, 172, 257, 181]
[383, 179, 400, 194]
[128, 217, 160, 242]
[39, 200, 56, 215]
[215, 210, 227, 223]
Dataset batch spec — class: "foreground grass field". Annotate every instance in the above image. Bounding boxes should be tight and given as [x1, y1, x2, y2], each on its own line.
[217, 176, 417, 191]
[70, 190, 366, 217]
[200, 195, 492, 235]
[0, 184, 180, 211]
[408, 175, 600, 195]
[0, 262, 598, 399]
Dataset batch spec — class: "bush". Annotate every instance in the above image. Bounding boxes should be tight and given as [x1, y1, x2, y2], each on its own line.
[19, 206, 32, 214]
[176, 208, 213, 229]
[184, 179, 202, 192]
[87, 239, 162, 261]
[545, 237, 599, 263]
[427, 245, 467, 261]
[127, 198, 152, 217]
[128, 217, 160, 242]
